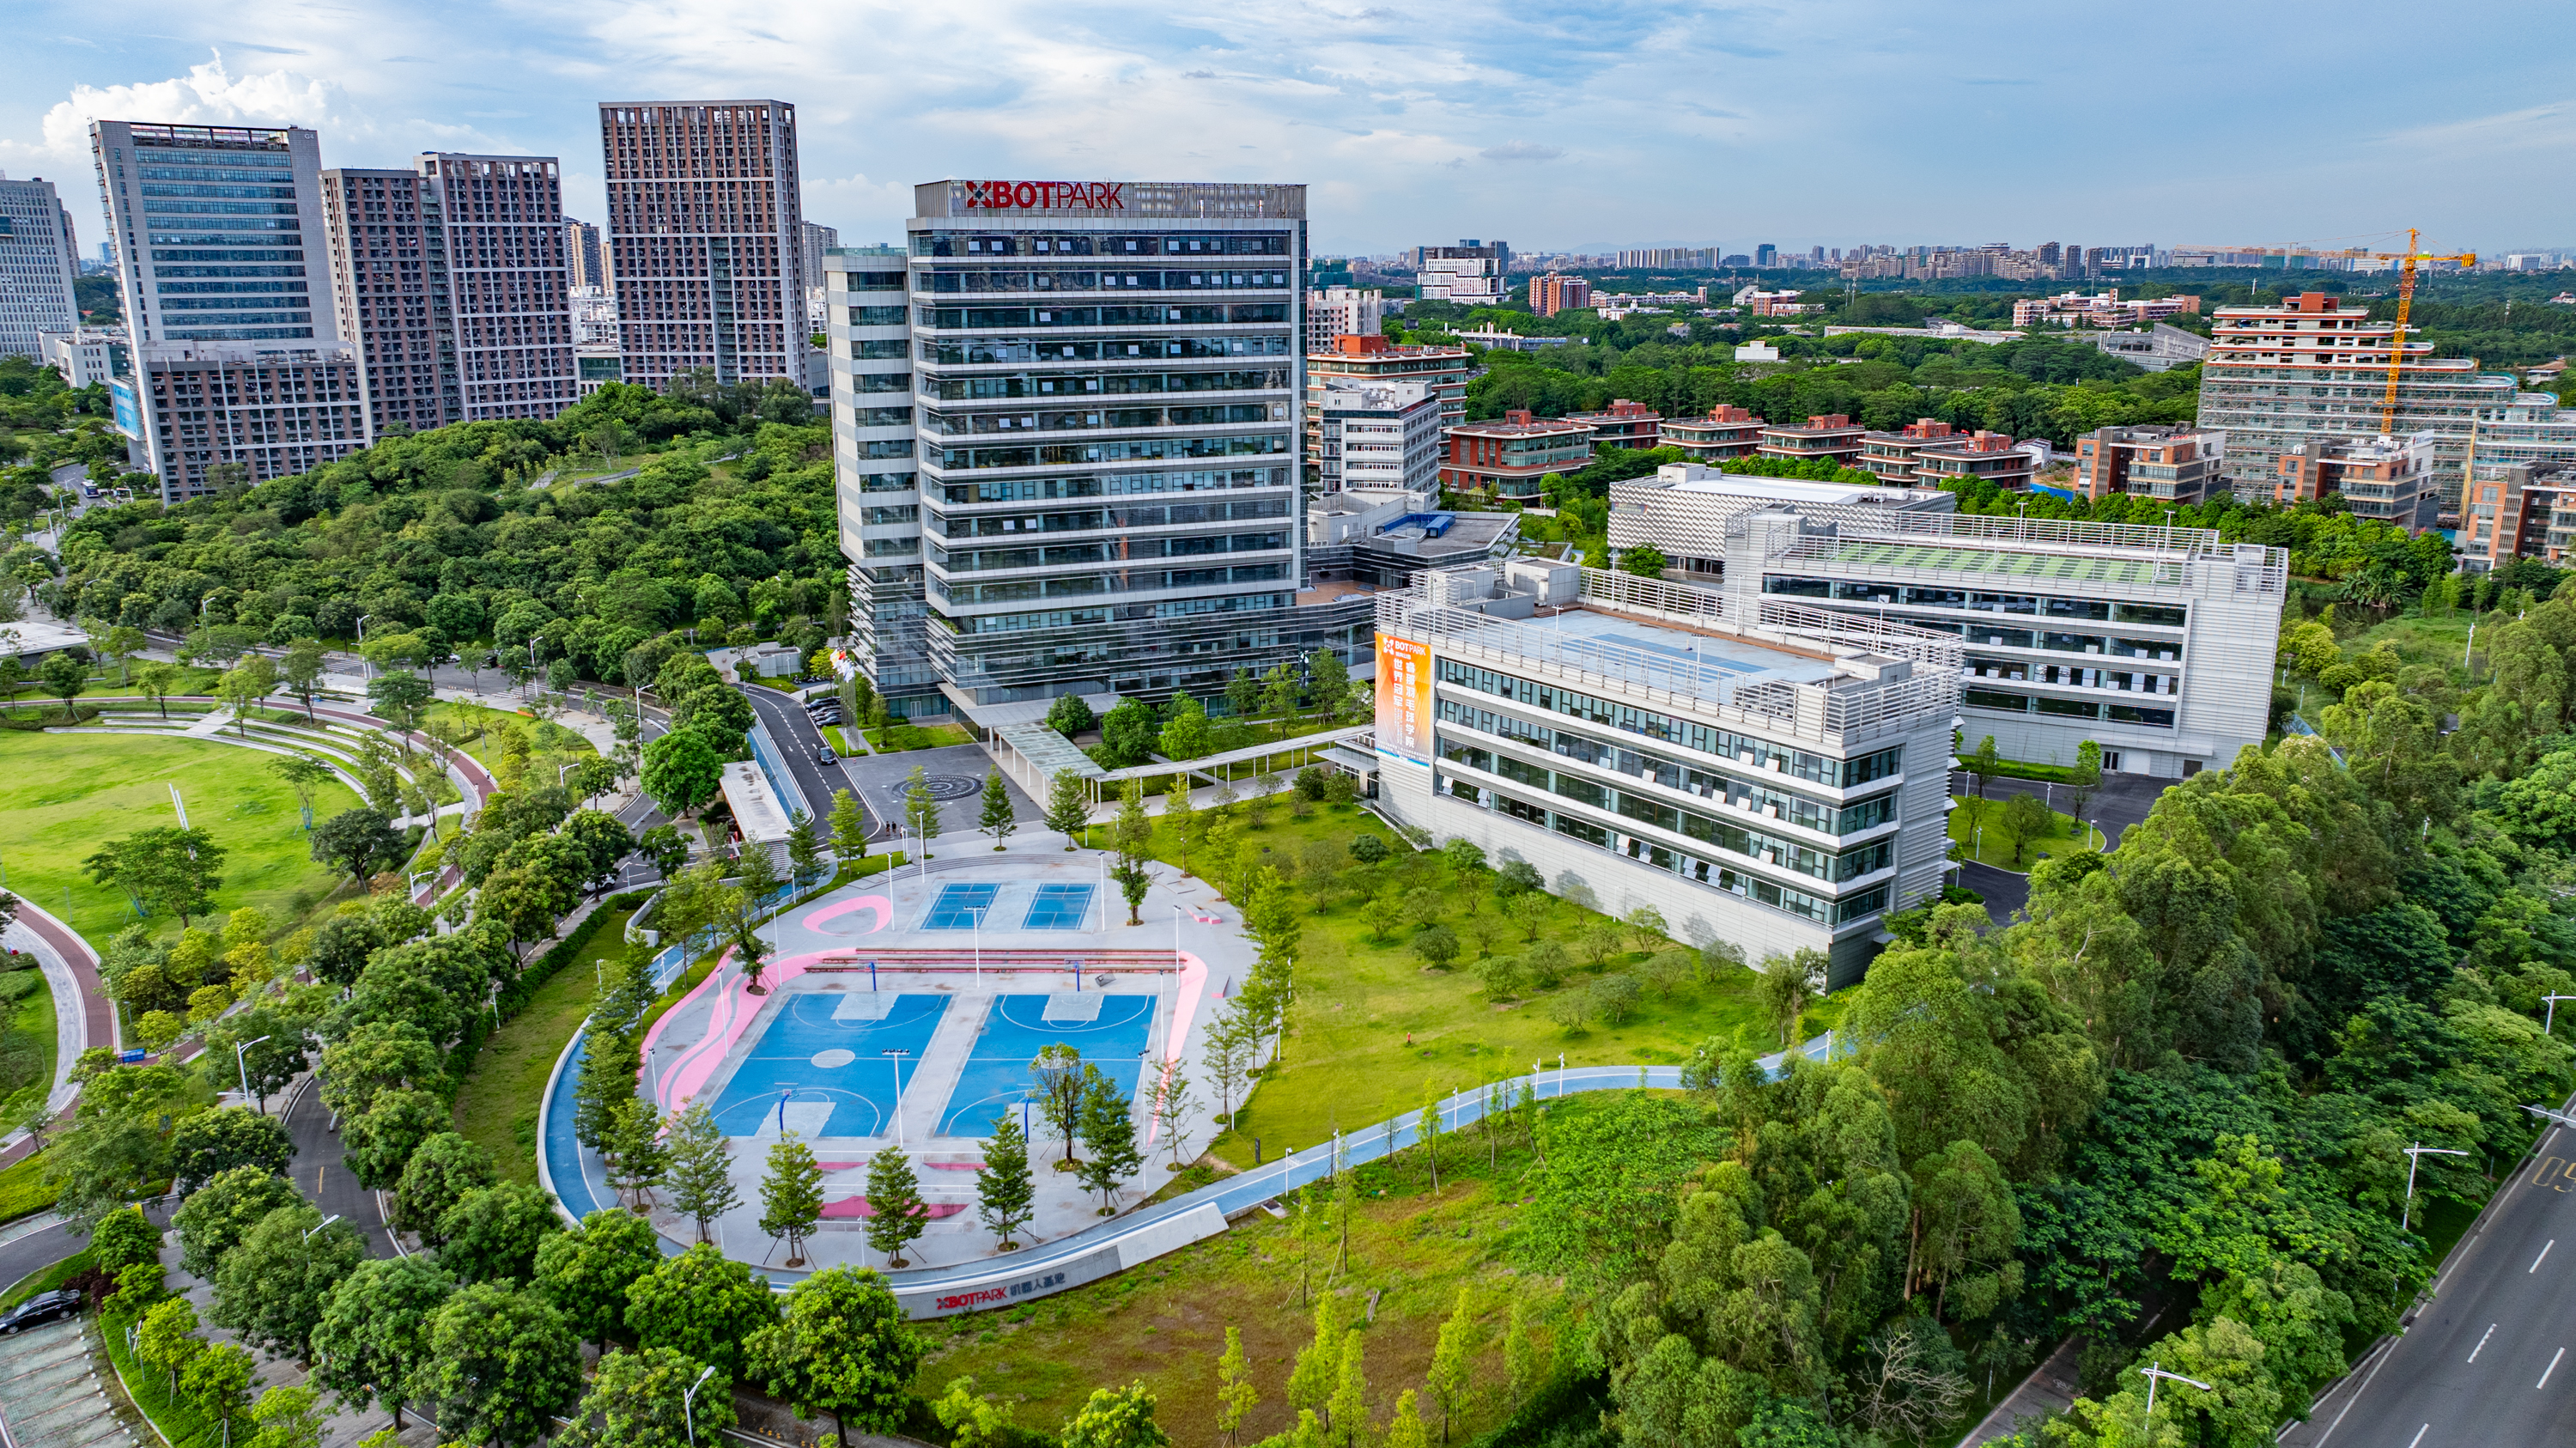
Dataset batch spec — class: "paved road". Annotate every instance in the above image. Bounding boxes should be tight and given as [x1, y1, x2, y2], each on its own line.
[2284, 1104, 2576, 1447]
[276, 1074, 393, 1258]
[736, 683, 857, 837]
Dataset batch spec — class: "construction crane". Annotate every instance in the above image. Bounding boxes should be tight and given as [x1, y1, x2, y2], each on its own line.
[2371, 228, 2477, 433]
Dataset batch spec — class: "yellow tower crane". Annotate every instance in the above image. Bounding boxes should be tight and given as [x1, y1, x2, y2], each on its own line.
[2371, 228, 2476, 433]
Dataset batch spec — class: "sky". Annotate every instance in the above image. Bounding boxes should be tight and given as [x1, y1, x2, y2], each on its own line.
[5, 0, 2573, 261]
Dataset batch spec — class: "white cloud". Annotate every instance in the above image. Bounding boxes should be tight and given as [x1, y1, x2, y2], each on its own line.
[0, 54, 351, 170]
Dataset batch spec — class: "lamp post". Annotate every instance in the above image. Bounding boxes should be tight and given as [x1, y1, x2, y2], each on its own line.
[355, 614, 374, 678]
[882, 1049, 913, 1148]
[301, 1214, 342, 1243]
[683, 1363, 716, 1444]
[2545, 994, 2576, 1036]
[234, 1035, 272, 1115]
[2135, 1360, 2211, 1421]
[2401, 1142, 2469, 1231]
[970, 905, 984, 987]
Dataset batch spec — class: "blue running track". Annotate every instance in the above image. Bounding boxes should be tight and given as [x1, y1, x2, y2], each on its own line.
[938, 993, 1156, 1137]
[706, 993, 949, 1138]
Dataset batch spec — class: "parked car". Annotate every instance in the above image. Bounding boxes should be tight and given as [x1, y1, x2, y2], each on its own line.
[811, 709, 843, 725]
[817, 747, 836, 765]
[0, 1289, 82, 1335]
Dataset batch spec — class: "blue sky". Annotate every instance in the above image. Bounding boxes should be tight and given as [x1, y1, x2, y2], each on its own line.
[6, 0, 2571, 259]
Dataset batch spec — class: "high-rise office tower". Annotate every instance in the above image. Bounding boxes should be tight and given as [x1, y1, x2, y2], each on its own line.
[0, 173, 80, 359]
[826, 179, 1340, 721]
[564, 217, 607, 289]
[800, 221, 838, 292]
[320, 153, 575, 440]
[91, 121, 365, 500]
[597, 100, 805, 390]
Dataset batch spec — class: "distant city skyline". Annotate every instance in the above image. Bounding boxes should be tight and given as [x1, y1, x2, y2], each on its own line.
[5, 1, 2572, 261]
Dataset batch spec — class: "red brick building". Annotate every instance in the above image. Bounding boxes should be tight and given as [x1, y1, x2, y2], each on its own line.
[1441, 409, 1595, 501]
[1564, 398, 1660, 452]
[1757, 413, 1868, 466]
[1660, 405, 1765, 463]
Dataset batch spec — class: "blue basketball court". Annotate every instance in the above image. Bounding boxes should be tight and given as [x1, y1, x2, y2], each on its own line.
[937, 992, 1157, 1137]
[922, 883, 1000, 930]
[706, 992, 948, 1138]
[1021, 883, 1096, 930]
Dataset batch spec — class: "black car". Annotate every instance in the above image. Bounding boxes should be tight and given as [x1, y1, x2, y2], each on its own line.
[811, 709, 844, 726]
[817, 746, 836, 765]
[0, 1289, 82, 1335]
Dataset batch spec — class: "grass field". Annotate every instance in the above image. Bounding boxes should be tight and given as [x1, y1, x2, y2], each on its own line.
[1078, 803, 1778, 1163]
[914, 1102, 1579, 1446]
[0, 732, 362, 946]
[450, 905, 644, 1183]
[1947, 796, 2090, 870]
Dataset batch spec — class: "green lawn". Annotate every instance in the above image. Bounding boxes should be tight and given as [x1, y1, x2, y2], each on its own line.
[1079, 804, 1774, 1162]
[1947, 796, 2092, 870]
[450, 906, 643, 1183]
[0, 962, 58, 1116]
[0, 731, 363, 946]
[870, 721, 976, 751]
[914, 1103, 1577, 1447]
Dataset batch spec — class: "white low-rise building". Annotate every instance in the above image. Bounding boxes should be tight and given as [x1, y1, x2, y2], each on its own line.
[1370, 559, 1959, 986]
[1316, 377, 1442, 496]
[1609, 466, 2287, 776]
[39, 326, 127, 388]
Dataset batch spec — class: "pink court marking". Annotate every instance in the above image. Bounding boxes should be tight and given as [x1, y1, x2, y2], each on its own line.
[643, 947, 840, 1113]
[1140, 951, 1211, 1151]
[801, 894, 892, 935]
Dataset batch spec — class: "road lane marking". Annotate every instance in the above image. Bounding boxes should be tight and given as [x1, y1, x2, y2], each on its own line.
[2470, 1323, 2497, 1361]
[2403, 1426, 2427, 1448]
[2536, 1240, 2555, 1273]
[2543, 1348, 2567, 1390]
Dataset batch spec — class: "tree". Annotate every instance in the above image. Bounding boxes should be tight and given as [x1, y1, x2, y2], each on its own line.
[366, 668, 433, 736]
[761, 1135, 829, 1268]
[219, 655, 278, 733]
[310, 806, 404, 885]
[138, 1296, 203, 1397]
[1308, 648, 1353, 721]
[532, 1208, 663, 1348]
[1753, 948, 1825, 1046]
[640, 728, 723, 814]
[172, 1166, 303, 1280]
[1260, 663, 1302, 739]
[278, 638, 327, 721]
[1046, 770, 1092, 850]
[1996, 791, 2055, 866]
[860, 1146, 927, 1265]
[829, 787, 870, 863]
[1225, 669, 1262, 724]
[1150, 1062, 1200, 1169]
[268, 755, 331, 832]
[1078, 1069, 1142, 1214]
[436, 1180, 562, 1284]
[1412, 923, 1462, 970]
[977, 1110, 1037, 1250]
[559, 1347, 735, 1448]
[978, 768, 1017, 849]
[664, 1100, 741, 1242]
[748, 1266, 923, 1446]
[210, 1203, 365, 1364]
[1099, 697, 1159, 767]
[345, 1087, 444, 1189]
[902, 764, 943, 853]
[1619, 542, 1669, 577]
[787, 809, 829, 886]
[624, 1243, 780, 1383]
[1217, 1325, 1260, 1447]
[396, 1131, 497, 1244]
[136, 659, 180, 720]
[319, 1019, 439, 1117]
[181, 1342, 257, 1444]
[1202, 1003, 1256, 1123]
[169, 1106, 293, 1193]
[1966, 734, 2002, 798]
[1061, 1383, 1174, 1448]
[1327, 1327, 1371, 1446]
[91, 1206, 162, 1274]
[1034, 1046, 1088, 1166]
[1159, 694, 1212, 758]
[37, 650, 86, 719]
[247, 1384, 328, 1448]
[1428, 1288, 1477, 1443]
[101, 624, 146, 684]
[417, 1283, 585, 1448]
[83, 826, 226, 927]
[1047, 692, 1098, 737]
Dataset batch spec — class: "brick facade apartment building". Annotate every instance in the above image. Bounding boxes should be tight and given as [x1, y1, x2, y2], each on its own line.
[598, 100, 805, 390]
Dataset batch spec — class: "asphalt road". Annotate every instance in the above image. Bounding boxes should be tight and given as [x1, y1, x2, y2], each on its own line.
[278, 1074, 394, 1259]
[736, 683, 855, 838]
[2285, 1106, 2576, 1447]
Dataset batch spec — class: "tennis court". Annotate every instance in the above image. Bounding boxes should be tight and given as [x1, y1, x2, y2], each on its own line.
[937, 992, 1157, 1137]
[1021, 883, 1096, 930]
[921, 883, 1000, 931]
[706, 992, 948, 1138]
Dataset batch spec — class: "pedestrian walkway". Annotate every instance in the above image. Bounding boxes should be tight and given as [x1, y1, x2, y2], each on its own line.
[0, 1319, 137, 1448]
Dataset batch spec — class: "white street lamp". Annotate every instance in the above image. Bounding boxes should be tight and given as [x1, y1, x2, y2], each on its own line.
[2134, 1360, 2210, 1421]
[2545, 994, 2576, 1036]
[882, 1049, 913, 1149]
[2400, 1142, 2468, 1231]
[301, 1214, 343, 1243]
[683, 1363, 717, 1444]
[234, 1035, 273, 1115]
